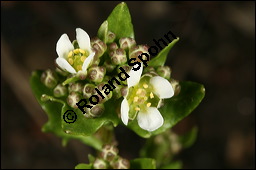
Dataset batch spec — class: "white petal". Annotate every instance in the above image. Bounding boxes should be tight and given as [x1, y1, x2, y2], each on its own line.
[82, 52, 95, 71]
[56, 34, 74, 59]
[121, 98, 129, 125]
[76, 28, 91, 51]
[127, 62, 143, 88]
[150, 76, 174, 99]
[137, 107, 164, 132]
[56, 57, 76, 74]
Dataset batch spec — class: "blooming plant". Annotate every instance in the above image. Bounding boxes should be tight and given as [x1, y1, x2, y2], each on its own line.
[30, 2, 205, 169]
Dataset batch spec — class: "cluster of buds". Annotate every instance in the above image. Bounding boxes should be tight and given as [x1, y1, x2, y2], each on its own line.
[93, 144, 130, 169]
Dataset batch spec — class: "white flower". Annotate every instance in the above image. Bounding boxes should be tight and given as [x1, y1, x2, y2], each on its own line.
[121, 64, 174, 132]
[56, 28, 95, 74]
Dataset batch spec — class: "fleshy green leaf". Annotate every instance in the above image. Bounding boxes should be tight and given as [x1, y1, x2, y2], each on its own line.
[97, 20, 108, 43]
[61, 99, 119, 137]
[161, 161, 183, 169]
[179, 126, 198, 148]
[106, 2, 134, 39]
[128, 81, 205, 138]
[30, 71, 107, 150]
[130, 158, 156, 169]
[75, 163, 92, 169]
[148, 38, 179, 67]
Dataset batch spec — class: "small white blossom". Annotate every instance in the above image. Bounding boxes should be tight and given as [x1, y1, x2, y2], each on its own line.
[121, 64, 174, 132]
[56, 28, 95, 74]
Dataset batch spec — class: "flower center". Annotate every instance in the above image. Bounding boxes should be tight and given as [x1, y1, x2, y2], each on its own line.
[127, 81, 159, 113]
[67, 48, 89, 72]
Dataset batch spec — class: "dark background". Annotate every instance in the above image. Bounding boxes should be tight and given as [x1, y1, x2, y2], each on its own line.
[1, 1, 255, 169]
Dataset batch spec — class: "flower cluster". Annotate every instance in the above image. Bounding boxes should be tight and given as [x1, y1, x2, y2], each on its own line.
[40, 28, 180, 132]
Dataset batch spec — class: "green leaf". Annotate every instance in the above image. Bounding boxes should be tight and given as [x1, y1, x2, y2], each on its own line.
[106, 2, 134, 39]
[161, 161, 183, 169]
[61, 99, 119, 138]
[148, 38, 179, 67]
[130, 158, 156, 169]
[179, 126, 198, 149]
[30, 71, 104, 150]
[75, 163, 92, 169]
[128, 81, 205, 138]
[97, 20, 108, 43]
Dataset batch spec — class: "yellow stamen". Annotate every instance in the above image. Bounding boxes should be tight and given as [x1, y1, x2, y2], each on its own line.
[133, 96, 139, 103]
[68, 51, 73, 58]
[68, 58, 74, 65]
[136, 89, 142, 95]
[144, 96, 148, 101]
[80, 56, 86, 62]
[135, 107, 140, 111]
[150, 92, 154, 99]
[79, 49, 85, 54]
[76, 65, 82, 71]
[143, 83, 148, 89]
[74, 49, 80, 54]
[147, 103, 151, 107]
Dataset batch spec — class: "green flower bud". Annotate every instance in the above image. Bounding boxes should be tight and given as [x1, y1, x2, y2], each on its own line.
[67, 92, 81, 109]
[110, 157, 130, 169]
[109, 48, 127, 65]
[120, 86, 128, 97]
[55, 67, 69, 77]
[88, 66, 106, 83]
[103, 60, 116, 73]
[108, 42, 119, 52]
[84, 104, 105, 118]
[119, 37, 136, 50]
[143, 66, 155, 73]
[95, 82, 113, 103]
[41, 69, 58, 88]
[116, 65, 130, 85]
[170, 79, 181, 96]
[76, 71, 87, 80]
[99, 144, 119, 162]
[143, 66, 159, 77]
[93, 158, 108, 169]
[112, 84, 124, 99]
[53, 84, 67, 97]
[82, 83, 95, 99]
[106, 31, 116, 43]
[156, 66, 171, 79]
[68, 82, 83, 93]
[91, 37, 107, 58]
[129, 45, 149, 60]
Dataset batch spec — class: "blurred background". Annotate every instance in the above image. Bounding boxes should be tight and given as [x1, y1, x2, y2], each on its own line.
[1, 1, 255, 168]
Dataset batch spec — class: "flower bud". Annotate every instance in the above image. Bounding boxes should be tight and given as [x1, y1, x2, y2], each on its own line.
[110, 157, 130, 169]
[41, 69, 58, 88]
[120, 86, 128, 97]
[119, 37, 136, 50]
[106, 31, 116, 43]
[95, 82, 113, 103]
[53, 84, 67, 97]
[112, 84, 124, 99]
[156, 66, 171, 79]
[93, 158, 108, 169]
[55, 67, 69, 77]
[129, 45, 149, 60]
[88, 66, 106, 83]
[170, 79, 181, 96]
[108, 42, 119, 52]
[82, 84, 95, 99]
[116, 65, 130, 85]
[99, 144, 119, 162]
[91, 37, 107, 58]
[109, 48, 127, 65]
[103, 60, 116, 73]
[84, 104, 105, 118]
[68, 82, 83, 93]
[76, 71, 87, 80]
[67, 92, 81, 109]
